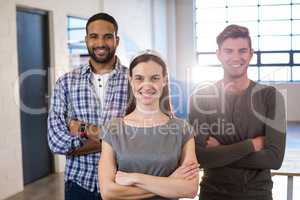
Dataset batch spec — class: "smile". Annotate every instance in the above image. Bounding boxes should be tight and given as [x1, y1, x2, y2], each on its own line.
[231, 64, 243, 68]
[94, 47, 108, 55]
[138, 89, 157, 98]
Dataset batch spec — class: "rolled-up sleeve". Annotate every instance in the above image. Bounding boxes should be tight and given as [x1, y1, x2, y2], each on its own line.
[47, 78, 83, 154]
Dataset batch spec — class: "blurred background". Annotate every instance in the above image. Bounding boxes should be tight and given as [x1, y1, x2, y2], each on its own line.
[0, 0, 300, 199]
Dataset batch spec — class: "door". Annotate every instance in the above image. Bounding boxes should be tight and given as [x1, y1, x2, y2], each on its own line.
[16, 8, 53, 184]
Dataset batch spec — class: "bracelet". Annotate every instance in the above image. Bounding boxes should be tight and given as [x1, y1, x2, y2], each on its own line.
[79, 123, 88, 138]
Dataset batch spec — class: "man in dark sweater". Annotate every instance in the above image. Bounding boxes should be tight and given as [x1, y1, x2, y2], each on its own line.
[189, 24, 286, 200]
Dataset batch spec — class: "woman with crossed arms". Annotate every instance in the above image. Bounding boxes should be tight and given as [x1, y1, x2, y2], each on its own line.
[98, 50, 199, 200]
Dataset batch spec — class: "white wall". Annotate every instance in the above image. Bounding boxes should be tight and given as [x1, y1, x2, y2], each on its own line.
[175, 0, 196, 82]
[101, 0, 175, 70]
[0, 0, 101, 199]
[152, 0, 168, 61]
[166, 0, 177, 78]
[272, 84, 300, 121]
[102, 0, 154, 66]
[0, 1, 23, 199]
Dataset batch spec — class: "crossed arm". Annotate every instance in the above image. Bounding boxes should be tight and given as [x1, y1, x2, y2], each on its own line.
[67, 120, 102, 156]
[47, 79, 102, 156]
[229, 91, 286, 170]
[98, 138, 199, 200]
[189, 89, 286, 170]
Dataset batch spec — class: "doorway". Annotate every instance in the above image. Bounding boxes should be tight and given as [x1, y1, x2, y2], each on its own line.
[16, 7, 53, 185]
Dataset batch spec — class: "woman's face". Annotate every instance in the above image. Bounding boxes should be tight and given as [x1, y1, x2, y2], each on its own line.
[129, 60, 166, 107]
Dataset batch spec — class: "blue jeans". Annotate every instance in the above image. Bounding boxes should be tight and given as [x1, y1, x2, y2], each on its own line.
[65, 180, 102, 200]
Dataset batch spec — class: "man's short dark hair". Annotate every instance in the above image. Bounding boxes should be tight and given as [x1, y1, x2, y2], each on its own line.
[217, 24, 252, 49]
[86, 12, 118, 35]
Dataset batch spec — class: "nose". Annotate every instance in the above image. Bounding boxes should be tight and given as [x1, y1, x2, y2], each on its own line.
[139, 80, 155, 90]
[141, 82, 153, 88]
[94, 37, 105, 46]
[232, 51, 241, 58]
[230, 51, 243, 62]
[91, 34, 107, 47]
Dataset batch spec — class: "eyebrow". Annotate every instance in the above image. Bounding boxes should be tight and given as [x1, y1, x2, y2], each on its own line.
[133, 74, 161, 77]
[223, 47, 249, 51]
[88, 32, 115, 36]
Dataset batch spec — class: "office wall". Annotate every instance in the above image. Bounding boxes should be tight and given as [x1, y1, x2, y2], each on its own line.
[102, 0, 180, 89]
[272, 84, 300, 121]
[102, 0, 176, 69]
[175, 0, 196, 82]
[0, 0, 101, 199]
[102, 0, 155, 66]
[0, 1, 23, 199]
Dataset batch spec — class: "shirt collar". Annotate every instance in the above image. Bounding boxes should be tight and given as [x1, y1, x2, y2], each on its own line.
[81, 56, 122, 76]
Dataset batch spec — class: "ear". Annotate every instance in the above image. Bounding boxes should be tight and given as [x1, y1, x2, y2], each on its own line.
[216, 49, 221, 61]
[128, 75, 132, 85]
[250, 48, 254, 59]
[128, 75, 135, 91]
[85, 35, 88, 44]
[162, 76, 167, 87]
[116, 35, 120, 47]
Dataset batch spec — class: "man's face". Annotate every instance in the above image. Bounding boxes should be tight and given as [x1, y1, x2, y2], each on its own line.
[217, 37, 253, 80]
[85, 20, 119, 64]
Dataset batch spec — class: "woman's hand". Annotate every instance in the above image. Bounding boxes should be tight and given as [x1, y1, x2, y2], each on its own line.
[115, 171, 138, 186]
[170, 162, 199, 180]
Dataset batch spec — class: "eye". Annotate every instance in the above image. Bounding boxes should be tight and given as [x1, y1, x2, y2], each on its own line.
[224, 49, 233, 54]
[151, 75, 160, 81]
[239, 49, 249, 54]
[103, 34, 114, 40]
[134, 75, 143, 81]
[88, 34, 98, 39]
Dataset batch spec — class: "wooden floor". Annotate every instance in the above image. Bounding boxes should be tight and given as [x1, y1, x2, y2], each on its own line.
[3, 172, 200, 200]
[5, 173, 64, 200]
[3, 172, 300, 200]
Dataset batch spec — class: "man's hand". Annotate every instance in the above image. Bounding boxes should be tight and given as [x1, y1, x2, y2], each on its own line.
[169, 163, 199, 180]
[68, 119, 100, 142]
[86, 123, 101, 141]
[251, 136, 265, 152]
[67, 119, 102, 156]
[206, 136, 221, 148]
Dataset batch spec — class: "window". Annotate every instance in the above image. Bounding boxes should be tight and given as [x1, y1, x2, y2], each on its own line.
[195, 0, 300, 82]
[67, 16, 88, 67]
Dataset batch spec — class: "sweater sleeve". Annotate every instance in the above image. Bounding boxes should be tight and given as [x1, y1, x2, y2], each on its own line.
[229, 88, 286, 170]
[189, 95, 255, 169]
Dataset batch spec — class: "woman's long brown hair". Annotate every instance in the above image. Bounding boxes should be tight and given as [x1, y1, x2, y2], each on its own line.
[126, 52, 173, 117]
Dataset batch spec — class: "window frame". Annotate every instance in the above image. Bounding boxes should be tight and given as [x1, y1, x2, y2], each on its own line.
[67, 16, 88, 56]
[195, 0, 300, 83]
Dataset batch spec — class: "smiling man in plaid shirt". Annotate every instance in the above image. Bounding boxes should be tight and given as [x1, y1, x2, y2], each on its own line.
[48, 13, 128, 200]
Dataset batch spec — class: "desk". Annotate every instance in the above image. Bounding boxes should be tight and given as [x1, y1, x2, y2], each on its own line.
[271, 171, 300, 200]
[271, 122, 300, 200]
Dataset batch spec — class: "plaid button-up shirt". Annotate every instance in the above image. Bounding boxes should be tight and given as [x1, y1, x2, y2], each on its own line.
[47, 58, 128, 192]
